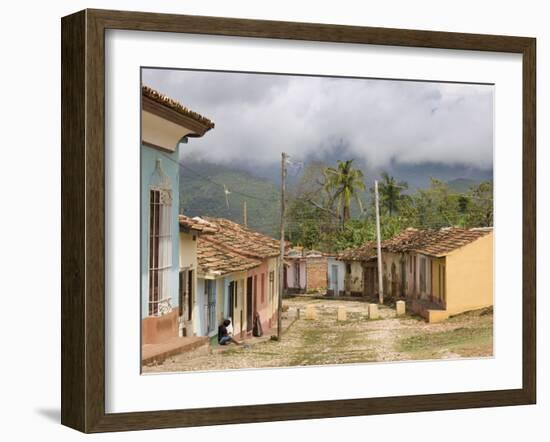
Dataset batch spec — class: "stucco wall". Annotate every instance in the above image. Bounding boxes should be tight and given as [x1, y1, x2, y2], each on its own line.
[381, 252, 404, 298]
[445, 233, 493, 315]
[267, 257, 280, 326]
[286, 259, 306, 290]
[179, 231, 197, 269]
[345, 261, 363, 294]
[141, 144, 180, 319]
[247, 260, 270, 331]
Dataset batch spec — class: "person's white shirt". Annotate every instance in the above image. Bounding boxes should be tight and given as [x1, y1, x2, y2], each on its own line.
[226, 319, 234, 336]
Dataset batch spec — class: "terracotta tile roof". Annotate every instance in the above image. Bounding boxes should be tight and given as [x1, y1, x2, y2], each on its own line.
[412, 227, 492, 257]
[142, 85, 215, 130]
[178, 214, 218, 234]
[381, 227, 492, 257]
[197, 238, 261, 276]
[201, 217, 280, 260]
[340, 241, 377, 261]
[382, 228, 432, 253]
[339, 227, 493, 261]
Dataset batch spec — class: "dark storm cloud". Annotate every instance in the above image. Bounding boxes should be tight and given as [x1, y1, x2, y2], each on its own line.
[142, 68, 493, 170]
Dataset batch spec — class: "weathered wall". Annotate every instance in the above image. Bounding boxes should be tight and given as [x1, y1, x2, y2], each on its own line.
[306, 257, 327, 293]
[286, 259, 306, 290]
[381, 252, 404, 298]
[345, 261, 363, 295]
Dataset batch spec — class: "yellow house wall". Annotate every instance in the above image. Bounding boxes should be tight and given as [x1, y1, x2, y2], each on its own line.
[445, 232, 493, 315]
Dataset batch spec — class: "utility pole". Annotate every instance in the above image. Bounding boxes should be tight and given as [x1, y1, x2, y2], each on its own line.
[375, 180, 384, 304]
[243, 200, 248, 227]
[278, 152, 288, 339]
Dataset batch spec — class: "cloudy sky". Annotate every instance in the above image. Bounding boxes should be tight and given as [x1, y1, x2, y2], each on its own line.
[142, 68, 493, 173]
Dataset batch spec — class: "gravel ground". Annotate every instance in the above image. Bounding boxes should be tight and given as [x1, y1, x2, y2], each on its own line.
[143, 296, 493, 374]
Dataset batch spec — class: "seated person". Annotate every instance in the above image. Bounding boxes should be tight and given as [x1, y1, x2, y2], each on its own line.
[218, 319, 241, 345]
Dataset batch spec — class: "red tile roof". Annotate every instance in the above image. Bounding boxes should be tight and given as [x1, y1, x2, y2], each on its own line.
[142, 85, 215, 130]
[412, 227, 492, 257]
[340, 227, 492, 260]
[178, 214, 218, 234]
[340, 241, 377, 261]
[197, 237, 261, 276]
[202, 217, 280, 260]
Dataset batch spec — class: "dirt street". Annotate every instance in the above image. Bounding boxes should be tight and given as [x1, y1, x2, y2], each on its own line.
[143, 296, 493, 373]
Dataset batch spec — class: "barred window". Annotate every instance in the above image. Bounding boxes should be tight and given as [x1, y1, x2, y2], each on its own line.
[148, 159, 173, 316]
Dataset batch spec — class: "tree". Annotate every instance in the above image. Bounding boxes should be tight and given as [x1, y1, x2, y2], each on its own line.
[458, 195, 470, 214]
[465, 181, 493, 227]
[378, 172, 408, 216]
[410, 178, 461, 229]
[323, 160, 366, 225]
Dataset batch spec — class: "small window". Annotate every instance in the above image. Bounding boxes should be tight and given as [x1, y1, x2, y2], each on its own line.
[346, 263, 352, 274]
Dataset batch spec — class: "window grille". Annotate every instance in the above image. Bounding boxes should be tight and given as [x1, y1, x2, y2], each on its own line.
[148, 159, 173, 317]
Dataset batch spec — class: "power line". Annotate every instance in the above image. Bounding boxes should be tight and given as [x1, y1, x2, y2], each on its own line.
[156, 151, 279, 203]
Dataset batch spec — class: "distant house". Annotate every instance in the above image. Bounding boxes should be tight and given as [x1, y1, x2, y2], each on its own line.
[383, 227, 493, 322]
[284, 248, 306, 293]
[338, 227, 494, 322]
[193, 217, 281, 337]
[284, 248, 329, 294]
[339, 242, 377, 297]
[140, 86, 214, 345]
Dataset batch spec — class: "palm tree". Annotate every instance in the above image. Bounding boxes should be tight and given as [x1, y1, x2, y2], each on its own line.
[378, 172, 408, 216]
[323, 160, 366, 224]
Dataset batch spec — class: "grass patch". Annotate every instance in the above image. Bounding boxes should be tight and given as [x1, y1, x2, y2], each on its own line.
[397, 323, 493, 359]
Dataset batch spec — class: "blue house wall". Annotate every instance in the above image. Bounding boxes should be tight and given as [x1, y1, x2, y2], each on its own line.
[141, 144, 180, 319]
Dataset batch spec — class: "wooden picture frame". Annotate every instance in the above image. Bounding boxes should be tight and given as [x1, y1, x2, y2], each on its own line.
[61, 9, 536, 433]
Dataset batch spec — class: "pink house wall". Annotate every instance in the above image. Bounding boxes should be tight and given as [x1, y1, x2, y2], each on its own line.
[247, 260, 272, 332]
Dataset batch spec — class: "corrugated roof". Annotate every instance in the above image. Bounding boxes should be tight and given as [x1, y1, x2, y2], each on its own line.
[197, 238, 261, 276]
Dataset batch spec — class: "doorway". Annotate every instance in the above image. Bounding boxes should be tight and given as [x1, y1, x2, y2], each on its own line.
[331, 264, 339, 295]
[246, 276, 253, 332]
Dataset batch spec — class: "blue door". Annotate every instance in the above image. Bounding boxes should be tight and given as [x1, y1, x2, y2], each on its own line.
[331, 265, 339, 295]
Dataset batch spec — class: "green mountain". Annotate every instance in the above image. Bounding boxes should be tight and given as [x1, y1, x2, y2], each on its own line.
[179, 161, 280, 237]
